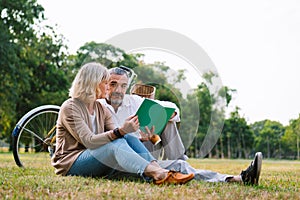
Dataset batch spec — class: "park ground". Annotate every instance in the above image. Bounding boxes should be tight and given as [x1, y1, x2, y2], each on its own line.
[0, 152, 299, 199]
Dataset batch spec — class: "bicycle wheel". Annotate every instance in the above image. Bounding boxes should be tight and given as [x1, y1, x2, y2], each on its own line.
[12, 105, 60, 168]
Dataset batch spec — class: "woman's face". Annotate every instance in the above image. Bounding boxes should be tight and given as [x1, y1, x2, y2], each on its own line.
[97, 80, 109, 99]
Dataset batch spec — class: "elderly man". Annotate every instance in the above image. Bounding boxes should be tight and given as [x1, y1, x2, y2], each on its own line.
[98, 67, 187, 160]
[97, 67, 264, 186]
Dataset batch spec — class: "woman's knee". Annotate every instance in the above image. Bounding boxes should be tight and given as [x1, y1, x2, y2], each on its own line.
[90, 140, 125, 157]
[105, 138, 130, 154]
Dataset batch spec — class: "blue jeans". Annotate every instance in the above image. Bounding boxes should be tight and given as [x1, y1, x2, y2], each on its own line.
[67, 134, 156, 178]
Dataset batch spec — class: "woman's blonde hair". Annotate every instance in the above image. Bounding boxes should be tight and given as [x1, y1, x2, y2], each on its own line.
[69, 62, 109, 103]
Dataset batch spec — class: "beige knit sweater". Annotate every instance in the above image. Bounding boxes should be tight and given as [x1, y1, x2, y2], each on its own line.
[51, 98, 115, 176]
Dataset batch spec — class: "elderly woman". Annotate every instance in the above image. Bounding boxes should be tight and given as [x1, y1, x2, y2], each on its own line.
[51, 62, 194, 185]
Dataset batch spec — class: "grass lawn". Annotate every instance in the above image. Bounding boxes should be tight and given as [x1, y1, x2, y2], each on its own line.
[0, 152, 299, 200]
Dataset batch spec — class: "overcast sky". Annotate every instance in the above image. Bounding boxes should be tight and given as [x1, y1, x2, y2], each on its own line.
[38, 0, 300, 125]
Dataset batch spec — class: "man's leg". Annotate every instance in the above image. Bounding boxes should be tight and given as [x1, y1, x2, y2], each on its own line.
[160, 121, 186, 160]
[143, 140, 163, 159]
[142, 121, 186, 160]
[158, 152, 263, 184]
[157, 160, 232, 182]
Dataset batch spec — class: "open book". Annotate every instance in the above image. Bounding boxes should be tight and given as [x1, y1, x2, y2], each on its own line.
[135, 98, 175, 135]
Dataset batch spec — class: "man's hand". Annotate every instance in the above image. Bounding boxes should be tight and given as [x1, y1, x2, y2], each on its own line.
[139, 126, 155, 142]
[170, 111, 177, 119]
[139, 130, 150, 142]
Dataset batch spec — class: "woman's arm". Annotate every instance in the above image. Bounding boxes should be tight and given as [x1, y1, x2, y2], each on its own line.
[60, 100, 115, 149]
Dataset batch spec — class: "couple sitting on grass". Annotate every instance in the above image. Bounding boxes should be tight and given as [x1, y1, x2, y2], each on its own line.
[51, 62, 262, 185]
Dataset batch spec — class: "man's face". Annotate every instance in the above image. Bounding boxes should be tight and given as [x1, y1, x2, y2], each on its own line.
[107, 73, 128, 107]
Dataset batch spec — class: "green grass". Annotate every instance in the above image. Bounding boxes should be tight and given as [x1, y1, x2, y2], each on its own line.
[0, 152, 299, 200]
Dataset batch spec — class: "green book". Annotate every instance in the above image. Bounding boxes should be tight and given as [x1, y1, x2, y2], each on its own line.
[135, 98, 175, 135]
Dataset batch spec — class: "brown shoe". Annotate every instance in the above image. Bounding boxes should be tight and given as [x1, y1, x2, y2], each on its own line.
[154, 170, 194, 185]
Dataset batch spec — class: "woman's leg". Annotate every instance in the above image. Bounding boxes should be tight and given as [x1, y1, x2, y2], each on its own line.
[87, 138, 154, 177]
[68, 138, 151, 177]
[67, 138, 194, 184]
[124, 134, 156, 162]
[67, 149, 115, 177]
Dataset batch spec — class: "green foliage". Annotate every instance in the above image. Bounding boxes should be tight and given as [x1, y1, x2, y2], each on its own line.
[187, 80, 229, 158]
[0, 0, 44, 37]
[133, 63, 167, 86]
[72, 41, 140, 69]
[133, 62, 183, 105]
[195, 83, 213, 136]
[0, 0, 45, 139]
[75, 41, 125, 67]
[190, 83, 212, 157]
[221, 107, 255, 159]
[179, 92, 199, 151]
[218, 86, 237, 106]
[0, 0, 69, 143]
[251, 120, 285, 159]
[71, 43, 184, 107]
[282, 116, 300, 159]
[66, 41, 142, 87]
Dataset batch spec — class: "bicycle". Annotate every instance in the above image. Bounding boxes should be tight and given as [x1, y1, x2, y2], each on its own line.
[12, 105, 60, 167]
[11, 66, 156, 168]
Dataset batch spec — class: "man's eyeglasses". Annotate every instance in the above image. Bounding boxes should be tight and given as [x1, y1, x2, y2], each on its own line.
[109, 66, 130, 77]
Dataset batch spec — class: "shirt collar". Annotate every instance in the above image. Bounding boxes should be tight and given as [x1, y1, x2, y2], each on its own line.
[122, 95, 131, 107]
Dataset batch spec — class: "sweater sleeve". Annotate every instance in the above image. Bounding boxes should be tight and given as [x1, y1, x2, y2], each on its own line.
[100, 102, 116, 131]
[60, 100, 114, 150]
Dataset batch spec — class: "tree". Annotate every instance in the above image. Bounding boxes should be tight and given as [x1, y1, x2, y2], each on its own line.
[184, 71, 235, 158]
[134, 61, 183, 105]
[192, 83, 212, 157]
[0, 0, 69, 144]
[179, 92, 199, 154]
[70, 42, 184, 105]
[282, 115, 300, 159]
[70, 41, 140, 68]
[222, 107, 255, 158]
[0, 0, 45, 139]
[252, 120, 285, 159]
[16, 25, 69, 114]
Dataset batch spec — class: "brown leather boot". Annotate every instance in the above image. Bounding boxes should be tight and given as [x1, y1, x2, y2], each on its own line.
[154, 170, 194, 185]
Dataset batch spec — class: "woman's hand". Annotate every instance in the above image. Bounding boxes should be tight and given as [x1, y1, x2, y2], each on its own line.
[119, 115, 140, 135]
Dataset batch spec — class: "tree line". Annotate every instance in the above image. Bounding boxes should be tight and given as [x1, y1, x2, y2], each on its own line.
[1, 0, 299, 159]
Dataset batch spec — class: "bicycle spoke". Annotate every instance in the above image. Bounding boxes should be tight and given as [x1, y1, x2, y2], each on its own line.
[18, 125, 45, 144]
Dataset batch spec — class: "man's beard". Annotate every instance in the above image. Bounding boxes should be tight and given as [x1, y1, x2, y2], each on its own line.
[109, 92, 124, 106]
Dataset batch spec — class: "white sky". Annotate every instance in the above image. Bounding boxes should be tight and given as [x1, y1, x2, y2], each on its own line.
[38, 0, 300, 126]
